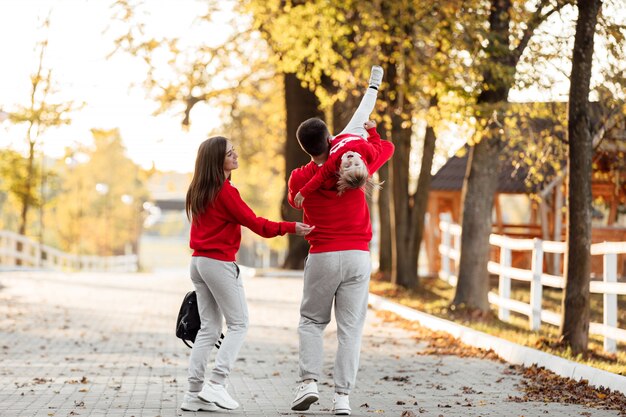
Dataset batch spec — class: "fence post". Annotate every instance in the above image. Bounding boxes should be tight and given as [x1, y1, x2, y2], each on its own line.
[498, 245, 512, 322]
[9, 233, 17, 266]
[529, 238, 543, 331]
[0, 232, 6, 265]
[439, 213, 452, 282]
[452, 231, 461, 279]
[262, 244, 270, 269]
[603, 251, 617, 353]
[35, 242, 43, 268]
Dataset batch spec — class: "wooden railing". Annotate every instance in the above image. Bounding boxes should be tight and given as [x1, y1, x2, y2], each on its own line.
[438, 213, 626, 353]
[0, 230, 138, 272]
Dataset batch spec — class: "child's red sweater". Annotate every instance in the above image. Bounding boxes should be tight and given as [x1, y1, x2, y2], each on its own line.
[299, 127, 383, 198]
[288, 131, 394, 253]
[190, 179, 296, 261]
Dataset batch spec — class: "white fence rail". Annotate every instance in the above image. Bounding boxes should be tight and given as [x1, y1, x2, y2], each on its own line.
[0, 230, 138, 272]
[438, 213, 626, 353]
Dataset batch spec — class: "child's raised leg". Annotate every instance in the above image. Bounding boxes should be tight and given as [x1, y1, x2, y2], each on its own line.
[337, 65, 383, 139]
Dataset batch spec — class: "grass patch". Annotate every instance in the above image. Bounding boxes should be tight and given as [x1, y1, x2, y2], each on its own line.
[369, 274, 626, 375]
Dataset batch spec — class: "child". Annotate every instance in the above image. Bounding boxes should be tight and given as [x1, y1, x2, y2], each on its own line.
[293, 65, 384, 208]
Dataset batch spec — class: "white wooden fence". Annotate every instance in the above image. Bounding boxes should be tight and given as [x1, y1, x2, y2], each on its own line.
[0, 230, 138, 272]
[438, 213, 626, 353]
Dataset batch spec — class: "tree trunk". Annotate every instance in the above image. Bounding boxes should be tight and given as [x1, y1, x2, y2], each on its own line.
[281, 72, 322, 269]
[377, 131, 393, 278]
[390, 115, 415, 288]
[453, 139, 501, 309]
[412, 101, 438, 282]
[561, 0, 602, 354]
[19, 139, 36, 236]
[453, 0, 512, 310]
[383, 56, 418, 288]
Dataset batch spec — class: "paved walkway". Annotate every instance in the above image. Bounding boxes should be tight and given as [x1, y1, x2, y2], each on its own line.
[0, 270, 620, 417]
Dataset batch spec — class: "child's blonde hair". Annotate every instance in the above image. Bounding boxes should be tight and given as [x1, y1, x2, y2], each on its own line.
[337, 166, 382, 196]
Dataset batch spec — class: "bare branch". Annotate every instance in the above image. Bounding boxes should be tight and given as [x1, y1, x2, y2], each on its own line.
[515, 0, 574, 61]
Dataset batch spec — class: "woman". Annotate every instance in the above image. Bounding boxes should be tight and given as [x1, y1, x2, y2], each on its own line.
[181, 136, 313, 412]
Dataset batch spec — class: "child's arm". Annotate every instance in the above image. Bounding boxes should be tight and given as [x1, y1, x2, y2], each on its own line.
[294, 156, 340, 207]
[363, 120, 383, 164]
[288, 168, 307, 210]
[365, 120, 395, 175]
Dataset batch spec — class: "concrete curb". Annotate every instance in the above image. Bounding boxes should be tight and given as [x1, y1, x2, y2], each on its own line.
[368, 293, 626, 395]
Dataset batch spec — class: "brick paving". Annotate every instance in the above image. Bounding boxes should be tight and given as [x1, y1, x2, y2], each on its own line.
[0, 270, 620, 417]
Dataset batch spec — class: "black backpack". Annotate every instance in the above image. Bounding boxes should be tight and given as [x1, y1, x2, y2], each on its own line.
[176, 290, 224, 349]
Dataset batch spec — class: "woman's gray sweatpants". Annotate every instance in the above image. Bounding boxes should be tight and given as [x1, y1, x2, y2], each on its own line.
[187, 256, 248, 391]
[298, 250, 371, 394]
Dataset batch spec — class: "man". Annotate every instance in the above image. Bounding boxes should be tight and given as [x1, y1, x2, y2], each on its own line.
[287, 65, 394, 416]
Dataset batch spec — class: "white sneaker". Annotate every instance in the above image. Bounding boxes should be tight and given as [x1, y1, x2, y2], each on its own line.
[291, 380, 319, 411]
[368, 65, 384, 89]
[198, 382, 239, 410]
[180, 391, 218, 412]
[332, 392, 351, 415]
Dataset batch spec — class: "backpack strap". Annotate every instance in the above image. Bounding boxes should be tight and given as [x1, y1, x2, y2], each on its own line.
[182, 332, 225, 349]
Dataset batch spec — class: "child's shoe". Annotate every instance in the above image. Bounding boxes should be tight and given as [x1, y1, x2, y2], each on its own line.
[369, 65, 384, 89]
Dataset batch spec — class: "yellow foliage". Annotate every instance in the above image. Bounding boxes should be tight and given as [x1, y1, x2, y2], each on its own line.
[48, 129, 150, 255]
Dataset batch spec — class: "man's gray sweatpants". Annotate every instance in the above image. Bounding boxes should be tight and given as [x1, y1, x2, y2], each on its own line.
[187, 256, 248, 391]
[298, 250, 371, 394]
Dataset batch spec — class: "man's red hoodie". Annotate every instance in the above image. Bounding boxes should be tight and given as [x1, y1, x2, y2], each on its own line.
[288, 128, 394, 253]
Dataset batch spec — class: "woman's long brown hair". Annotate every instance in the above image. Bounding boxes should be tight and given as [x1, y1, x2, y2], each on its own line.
[186, 136, 229, 222]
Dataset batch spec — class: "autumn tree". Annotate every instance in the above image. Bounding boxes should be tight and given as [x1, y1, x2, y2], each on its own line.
[0, 150, 33, 232]
[452, 0, 572, 310]
[560, 0, 603, 354]
[5, 17, 78, 239]
[373, 2, 473, 288]
[49, 129, 149, 256]
[245, 1, 472, 285]
[447, 0, 623, 317]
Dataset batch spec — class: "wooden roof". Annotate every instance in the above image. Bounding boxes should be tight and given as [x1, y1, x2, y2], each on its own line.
[429, 146, 544, 194]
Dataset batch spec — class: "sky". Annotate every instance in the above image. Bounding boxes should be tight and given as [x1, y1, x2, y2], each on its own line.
[0, 0, 222, 173]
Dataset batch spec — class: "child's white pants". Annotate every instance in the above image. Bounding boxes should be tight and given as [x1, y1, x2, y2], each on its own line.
[337, 87, 379, 139]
